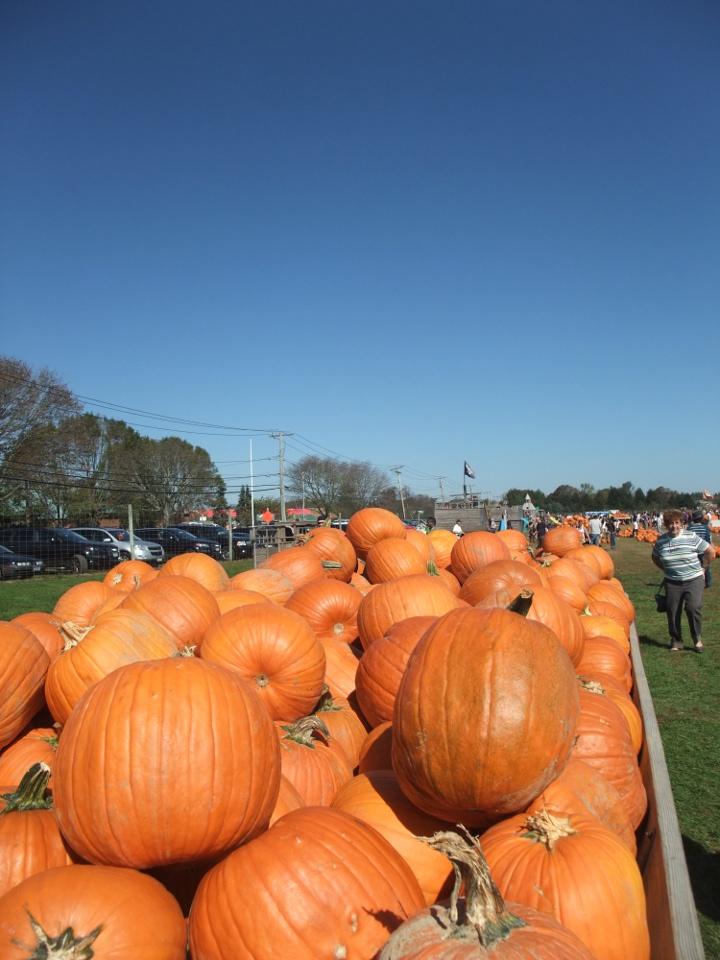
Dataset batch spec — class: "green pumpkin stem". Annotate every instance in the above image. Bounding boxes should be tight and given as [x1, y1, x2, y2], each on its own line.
[421, 828, 526, 946]
[13, 910, 102, 960]
[427, 560, 439, 576]
[313, 687, 340, 714]
[280, 715, 330, 748]
[1, 763, 53, 813]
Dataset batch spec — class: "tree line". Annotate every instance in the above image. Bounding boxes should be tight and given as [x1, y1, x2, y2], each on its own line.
[503, 481, 714, 515]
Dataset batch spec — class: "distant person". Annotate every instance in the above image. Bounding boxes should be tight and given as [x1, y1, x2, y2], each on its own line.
[606, 515, 617, 550]
[488, 517, 498, 533]
[498, 512, 507, 531]
[687, 510, 713, 589]
[588, 515, 602, 545]
[652, 509, 714, 652]
[452, 519, 463, 537]
[427, 516, 437, 530]
[536, 516, 547, 546]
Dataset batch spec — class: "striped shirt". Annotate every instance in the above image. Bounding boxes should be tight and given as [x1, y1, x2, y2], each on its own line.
[652, 530, 710, 582]
[687, 521, 712, 545]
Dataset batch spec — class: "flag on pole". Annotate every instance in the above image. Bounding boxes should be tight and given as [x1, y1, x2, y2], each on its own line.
[464, 461, 476, 479]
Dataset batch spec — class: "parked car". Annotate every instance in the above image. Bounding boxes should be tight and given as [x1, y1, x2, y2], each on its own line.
[135, 527, 223, 560]
[0, 544, 43, 579]
[105, 528, 165, 565]
[174, 522, 253, 559]
[69, 527, 164, 565]
[0, 527, 119, 573]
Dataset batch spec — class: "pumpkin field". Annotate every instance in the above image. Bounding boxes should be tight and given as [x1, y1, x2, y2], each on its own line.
[0, 512, 718, 959]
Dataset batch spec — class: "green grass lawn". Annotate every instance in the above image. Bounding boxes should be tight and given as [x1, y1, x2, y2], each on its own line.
[1, 544, 718, 954]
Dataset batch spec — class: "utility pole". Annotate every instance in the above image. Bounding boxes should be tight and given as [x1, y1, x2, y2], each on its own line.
[436, 476, 446, 501]
[271, 431, 293, 522]
[391, 466, 406, 520]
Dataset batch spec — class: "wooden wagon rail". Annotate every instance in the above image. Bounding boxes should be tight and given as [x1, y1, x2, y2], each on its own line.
[630, 623, 705, 960]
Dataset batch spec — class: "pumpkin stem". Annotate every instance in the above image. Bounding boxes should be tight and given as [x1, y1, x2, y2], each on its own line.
[13, 910, 102, 960]
[1, 763, 53, 813]
[577, 676, 605, 695]
[175, 645, 197, 658]
[426, 560, 439, 576]
[506, 591, 533, 617]
[279, 715, 330, 748]
[420, 828, 526, 946]
[321, 560, 343, 570]
[523, 809, 576, 849]
[59, 621, 93, 649]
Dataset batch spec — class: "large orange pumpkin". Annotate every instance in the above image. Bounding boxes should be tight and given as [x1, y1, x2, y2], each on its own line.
[377, 829, 598, 960]
[346, 507, 408, 560]
[450, 531, 511, 583]
[188, 806, 425, 960]
[228, 567, 294, 603]
[285, 578, 362, 643]
[44, 610, 178, 725]
[0, 864, 186, 958]
[52, 581, 117, 627]
[0, 763, 73, 897]
[259, 545, 329, 589]
[355, 616, 436, 727]
[481, 808, 650, 960]
[357, 574, 460, 649]
[332, 770, 453, 905]
[426, 528, 457, 568]
[392, 607, 579, 825]
[364, 537, 428, 583]
[0, 728, 57, 788]
[527, 757, 637, 855]
[159, 552, 229, 592]
[321, 637, 360, 700]
[304, 527, 357, 581]
[200, 604, 326, 722]
[52, 658, 281, 868]
[275, 716, 352, 805]
[121, 575, 219, 649]
[495, 528, 533, 563]
[103, 559, 158, 593]
[358, 721, 393, 773]
[459, 559, 542, 606]
[214, 587, 270, 616]
[10, 611, 64, 661]
[542, 525, 583, 557]
[0, 624, 49, 751]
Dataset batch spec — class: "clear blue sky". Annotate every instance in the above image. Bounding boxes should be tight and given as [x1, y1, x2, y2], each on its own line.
[2, 1, 719, 502]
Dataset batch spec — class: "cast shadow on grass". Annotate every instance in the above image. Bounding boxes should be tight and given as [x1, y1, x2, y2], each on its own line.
[683, 834, 720, 924]
[638, 633, 671, 649]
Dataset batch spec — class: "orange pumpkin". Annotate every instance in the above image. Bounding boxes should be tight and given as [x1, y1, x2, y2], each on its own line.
[103, 559, 158, 593]
[346, 507, 408, 560]
[321, 637, 359, 700]
[275, 716, 352, 805]
[200, 604, 326, 722]
[45, 610, 178, 725]
[355, 616, 436, 727]
[481, 808, 649, 960]
[285, 578, 362, 643]
[52, 581, 117, 627]
[332, 770, 453, 905]
[365, 537, 428, 583]
[214, 587, 270, 616]
[495, 528, 533, 563]
[0, 623, 49, 750]
[392, 607, 579, 825]
[121, 575, 219, 649]
[229, 567, 294, 603]
[11, 612, 64, 661]
[357, 574, 460, 649]
[304, 527, 357, 582]
[459, 559, 542, 606]
[358, 721, 393, 773]
[542, 525, 583, 557]
[52, 658, 281, 868]
[0, 728, 57, 788]
[0, 864, 186, 958]
[449, 531, 511, 583]
[427, 528, 457, 568]
[259, 545, 328, 589]
[313, 691, 368, 769]
[0, 763, 73, 897]
[159, 552, 229, 592]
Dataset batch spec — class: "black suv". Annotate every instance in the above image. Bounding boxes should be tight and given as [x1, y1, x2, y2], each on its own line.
[0, 527, 119, 573]
[174, 522, 253, 559]
[135, 527, 223, 560]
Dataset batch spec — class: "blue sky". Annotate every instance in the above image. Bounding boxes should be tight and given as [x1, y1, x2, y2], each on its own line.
[2, 1, 719, 503]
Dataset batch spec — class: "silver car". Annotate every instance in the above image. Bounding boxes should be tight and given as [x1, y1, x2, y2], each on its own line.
[70, 527, 164, 565]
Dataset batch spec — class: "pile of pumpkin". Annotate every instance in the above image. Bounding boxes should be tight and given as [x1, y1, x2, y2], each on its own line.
[635, 529, 659, 543]
[0, 510, 651, 959]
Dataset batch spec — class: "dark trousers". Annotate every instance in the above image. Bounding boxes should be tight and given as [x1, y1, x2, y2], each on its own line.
[665, 575, 705, 646]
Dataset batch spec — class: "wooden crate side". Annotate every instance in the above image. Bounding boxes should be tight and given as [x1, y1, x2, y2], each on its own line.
[630, 624, 705, 960]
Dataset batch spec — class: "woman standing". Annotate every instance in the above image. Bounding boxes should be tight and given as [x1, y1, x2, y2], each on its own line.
[652, 509, 714, 652]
